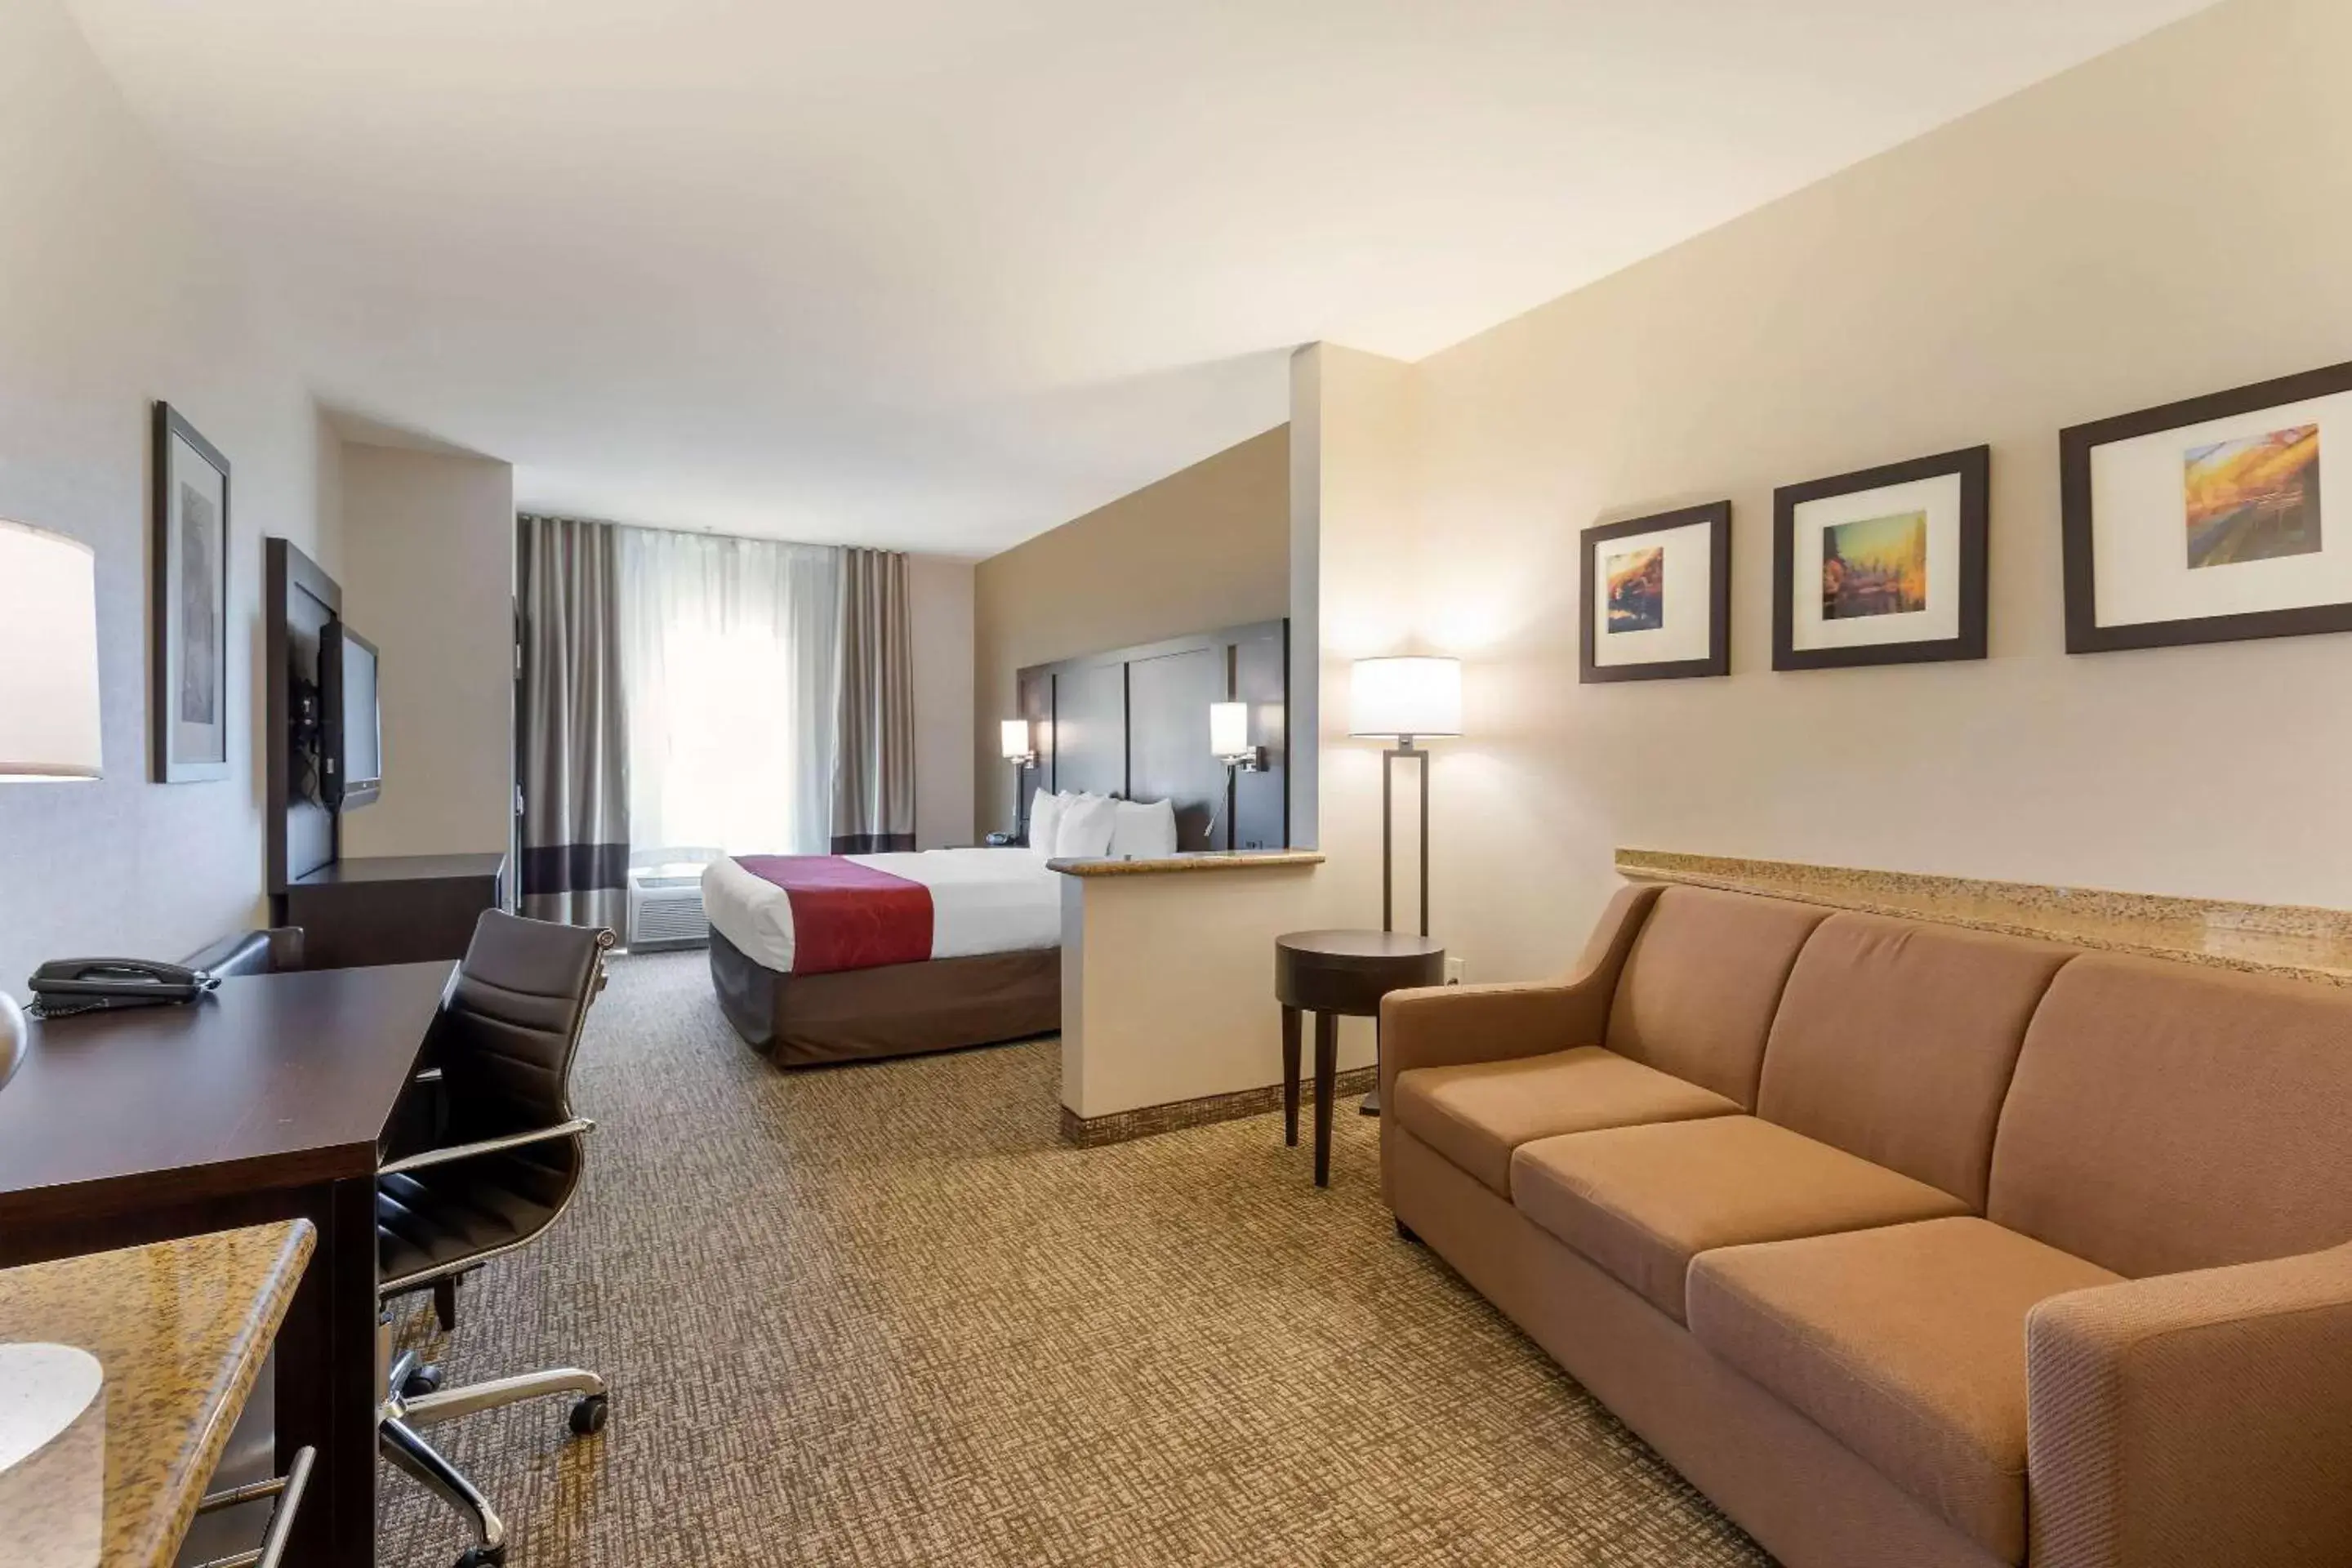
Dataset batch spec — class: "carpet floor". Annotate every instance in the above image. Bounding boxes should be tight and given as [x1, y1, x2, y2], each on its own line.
[377, 950, 1773, 1567]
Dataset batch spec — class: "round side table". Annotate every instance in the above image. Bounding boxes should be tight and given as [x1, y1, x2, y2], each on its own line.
[1275, 929, 1446, 1187]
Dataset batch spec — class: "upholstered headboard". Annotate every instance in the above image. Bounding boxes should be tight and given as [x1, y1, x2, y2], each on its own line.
[1014, 619, 1287, 853]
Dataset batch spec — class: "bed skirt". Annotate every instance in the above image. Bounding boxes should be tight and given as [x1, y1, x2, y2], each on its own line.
[708, 930, 1060, 1067]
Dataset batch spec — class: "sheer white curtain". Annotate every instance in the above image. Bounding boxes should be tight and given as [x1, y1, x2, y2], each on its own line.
[616, 528, 842, 862]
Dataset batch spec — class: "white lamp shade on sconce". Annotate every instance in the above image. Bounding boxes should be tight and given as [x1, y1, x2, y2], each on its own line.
[0, 519, 103, 781]
[1208, 702, 1250, 758]
[1348, 656, 1461, 741]
[1000, 719, 1033, 760]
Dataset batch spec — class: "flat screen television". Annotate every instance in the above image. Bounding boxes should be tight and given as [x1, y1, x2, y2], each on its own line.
[320, 621, 381, 810]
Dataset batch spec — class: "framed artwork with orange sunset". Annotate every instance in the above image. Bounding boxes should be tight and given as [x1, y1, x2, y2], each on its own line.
[2061, 359, 2352, 653]
[1772, 445, 1989, 670]
[1579, 501, 1731, 683]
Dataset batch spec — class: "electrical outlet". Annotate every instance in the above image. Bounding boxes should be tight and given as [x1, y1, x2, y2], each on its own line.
[1445, 956, 1466, 986]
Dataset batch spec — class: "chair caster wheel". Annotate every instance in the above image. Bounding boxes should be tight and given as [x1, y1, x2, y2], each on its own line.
[401, 1364, 442, 1398]
[454, 1546, 506, 1568]
[568, 1393, 608, 1437]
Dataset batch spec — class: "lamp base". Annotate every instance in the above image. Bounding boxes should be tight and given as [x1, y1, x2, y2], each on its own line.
[0, 991, 25, 1093]
[1380, 739, 1432, 938]
[1010, 760, 1034, 842]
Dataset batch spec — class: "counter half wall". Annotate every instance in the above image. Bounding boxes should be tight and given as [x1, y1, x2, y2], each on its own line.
[1052, 851, 1381, 1144]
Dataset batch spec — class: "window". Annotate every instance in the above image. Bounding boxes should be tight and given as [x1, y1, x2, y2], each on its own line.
[615, 528, 840, 862]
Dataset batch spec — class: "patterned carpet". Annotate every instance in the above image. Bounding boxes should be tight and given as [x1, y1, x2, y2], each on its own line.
[377, 950, 1772, 1567]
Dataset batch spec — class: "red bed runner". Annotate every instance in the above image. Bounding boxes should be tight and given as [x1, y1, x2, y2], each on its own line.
[735, 854, 934, 975]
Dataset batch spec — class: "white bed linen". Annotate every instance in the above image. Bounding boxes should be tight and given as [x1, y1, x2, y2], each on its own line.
[700, 848, 1062, 973]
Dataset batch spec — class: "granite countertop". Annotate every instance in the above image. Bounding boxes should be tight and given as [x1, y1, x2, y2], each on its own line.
[0, 1221, 314, 1568]
[1618, 848, 2352, 987]
[1049, 849, 1327, 877]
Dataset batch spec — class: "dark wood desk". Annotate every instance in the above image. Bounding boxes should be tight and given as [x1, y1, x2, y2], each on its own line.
[283, 852, 509, 969]
[0, 961, 456, 1568]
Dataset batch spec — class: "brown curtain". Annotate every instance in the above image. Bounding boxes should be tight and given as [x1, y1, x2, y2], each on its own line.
[517, 514, 630, 929]
[830, 547, 917, 853]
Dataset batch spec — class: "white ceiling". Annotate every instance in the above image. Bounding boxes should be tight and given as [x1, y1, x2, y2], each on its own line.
[68, 0, 2210, 556]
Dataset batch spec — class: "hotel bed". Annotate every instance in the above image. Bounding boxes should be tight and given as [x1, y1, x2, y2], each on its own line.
[702, 849, 1062, 1066]
[705, 615, 1289, 1067]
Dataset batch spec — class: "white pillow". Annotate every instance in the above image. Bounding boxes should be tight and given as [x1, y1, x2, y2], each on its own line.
[1054, 793, 1120, 859]
[1027, 788, 1064, 856]
[1108, 797, 1178, 859]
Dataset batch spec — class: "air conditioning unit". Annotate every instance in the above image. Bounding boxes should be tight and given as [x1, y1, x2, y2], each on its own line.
[627, 865, 710, 952]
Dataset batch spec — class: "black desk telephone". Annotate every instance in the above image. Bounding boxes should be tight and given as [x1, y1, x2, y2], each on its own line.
[25, 959, 221, 1018]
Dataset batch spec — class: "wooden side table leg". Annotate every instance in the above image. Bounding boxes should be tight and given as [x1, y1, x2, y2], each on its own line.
[1281, 1004, 1302, 1147]
[1361, 1013, 1383, 1116]
[1313, 1011, 1338, 1187]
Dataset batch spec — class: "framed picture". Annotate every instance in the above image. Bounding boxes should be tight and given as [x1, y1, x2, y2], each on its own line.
[1773, 445, 1988, 670]
[2061, 360, 2352, 653]
[153, 402, 232, 782]
[1579, 501, 1731, 682]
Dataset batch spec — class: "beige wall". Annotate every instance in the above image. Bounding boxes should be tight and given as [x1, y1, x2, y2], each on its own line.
[0, 0, 341, 993]
[907, 554, 976, 849]
[1301, 345, 1422, 929]
[973, 425, 1290, 837]
[1315, 0, 2352, 988]
[338, 443, 517, 859]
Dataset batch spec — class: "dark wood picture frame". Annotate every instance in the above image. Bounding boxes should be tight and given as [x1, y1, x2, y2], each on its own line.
[1772, 444, 1989, 671]
[152, 401, 234, 782]
[1579, 501, 1731, 682]
[2061, 359, 2352, 653]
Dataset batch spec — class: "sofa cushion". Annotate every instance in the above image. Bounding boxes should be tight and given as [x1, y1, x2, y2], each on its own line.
[1604, 886, 1829, 1109]
[1511, 1116, 1969, 1322]
[1756, 914, 2074, 1209]
[1392, 1047, 1740, 1196]
[1989, 952, 2352, 1280]
[1687, 1217, 2123, 1562]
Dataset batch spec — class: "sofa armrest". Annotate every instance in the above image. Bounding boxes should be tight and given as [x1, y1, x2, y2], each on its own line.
[1378, 881, 1659, 1107]
[2025, 1242, 2352, 1568]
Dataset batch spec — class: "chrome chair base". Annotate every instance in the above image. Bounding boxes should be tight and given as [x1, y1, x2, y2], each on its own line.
[380, 1334, 608, 1568]
[378, 1407, 508, 1566]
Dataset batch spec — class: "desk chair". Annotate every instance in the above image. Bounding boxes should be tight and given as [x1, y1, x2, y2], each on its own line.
[374, 911, 615, 1568]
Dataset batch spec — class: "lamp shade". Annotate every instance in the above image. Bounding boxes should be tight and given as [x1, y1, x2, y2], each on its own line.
[1000, 718, 1033, 760]
[1208, 702, 1249, 758]
[0, 519, 102, 781]
[1348, 656, 1460, 740]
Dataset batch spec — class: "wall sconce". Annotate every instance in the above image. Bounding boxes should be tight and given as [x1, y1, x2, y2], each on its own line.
[1000, 718, 1037, 768]
[1203, 701, 1265, 853]
[1000, 718, 1037, 840]
[1209, 702, 1263, 772]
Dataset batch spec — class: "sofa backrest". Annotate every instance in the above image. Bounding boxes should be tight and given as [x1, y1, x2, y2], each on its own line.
[1605, 886, 1826, 1108]
[1756, 913, 2074, 1209]
[1989, 953, 2352, 1278]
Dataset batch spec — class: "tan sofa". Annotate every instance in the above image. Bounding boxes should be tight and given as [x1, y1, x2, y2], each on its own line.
[1381, 882, 2352, 1568]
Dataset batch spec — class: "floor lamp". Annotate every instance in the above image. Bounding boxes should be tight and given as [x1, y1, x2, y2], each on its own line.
[1348, 656, 1461, 936]
[0, 519, 105, 1089]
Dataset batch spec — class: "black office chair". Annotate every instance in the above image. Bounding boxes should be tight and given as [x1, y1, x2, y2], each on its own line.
[374, 911, 615, 1568]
